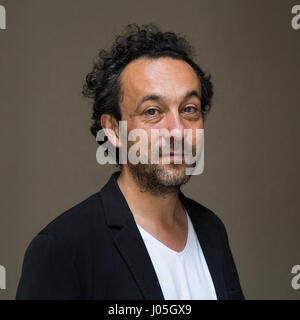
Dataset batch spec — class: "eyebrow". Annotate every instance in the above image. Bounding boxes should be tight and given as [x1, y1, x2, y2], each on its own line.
[135, 90, 201, 112]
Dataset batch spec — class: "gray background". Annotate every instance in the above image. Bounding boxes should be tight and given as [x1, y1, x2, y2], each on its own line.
[0, 0, 299, 299]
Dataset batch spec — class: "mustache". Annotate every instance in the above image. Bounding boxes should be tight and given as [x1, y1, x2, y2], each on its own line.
[157, 137, 196, 157]
[126, 136, 198, 158]
[153, 138, 197, 157]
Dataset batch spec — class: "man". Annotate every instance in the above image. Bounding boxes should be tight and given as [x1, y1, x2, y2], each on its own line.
[16, 23, 244, 300]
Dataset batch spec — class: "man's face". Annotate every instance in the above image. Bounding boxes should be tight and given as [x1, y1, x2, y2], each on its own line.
[118, 56, 203, 194]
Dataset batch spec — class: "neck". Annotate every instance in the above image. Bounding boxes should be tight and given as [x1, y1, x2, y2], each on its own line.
[117, 167, 183, 228]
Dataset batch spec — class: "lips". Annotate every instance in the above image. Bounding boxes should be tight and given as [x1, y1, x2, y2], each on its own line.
[162, 153, 183, 157]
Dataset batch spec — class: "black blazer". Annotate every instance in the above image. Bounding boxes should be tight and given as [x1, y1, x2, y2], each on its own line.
[16, 171, 244, 300]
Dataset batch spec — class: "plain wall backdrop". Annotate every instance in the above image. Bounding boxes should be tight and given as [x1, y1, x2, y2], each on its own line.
[0, 0, 299, 299]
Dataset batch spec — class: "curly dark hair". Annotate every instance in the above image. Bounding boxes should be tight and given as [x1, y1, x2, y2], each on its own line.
[82, 23, 213, 163]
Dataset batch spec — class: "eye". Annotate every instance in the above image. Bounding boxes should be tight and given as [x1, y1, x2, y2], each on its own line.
[145, 108, 160, 116]
[183, 105, 198, 113]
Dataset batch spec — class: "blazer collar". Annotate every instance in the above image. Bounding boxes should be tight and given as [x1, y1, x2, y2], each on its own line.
[99, 171, 227, 300]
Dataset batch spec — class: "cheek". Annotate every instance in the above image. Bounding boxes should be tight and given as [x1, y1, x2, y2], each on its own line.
[183, 129, 194, 147]
[127, 126, 151, 153]
[183, 128, 203, 151]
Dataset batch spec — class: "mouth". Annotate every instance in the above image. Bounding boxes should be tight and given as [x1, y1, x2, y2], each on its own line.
[161, 151, 183, 155]
[161, 153, 184, 160]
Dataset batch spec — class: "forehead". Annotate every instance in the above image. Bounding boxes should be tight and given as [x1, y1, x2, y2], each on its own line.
[119, 57, 201, 100]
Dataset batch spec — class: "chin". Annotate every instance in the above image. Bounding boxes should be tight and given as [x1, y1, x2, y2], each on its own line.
[157, 165, 190, 184]
[160, 162, 187, 171]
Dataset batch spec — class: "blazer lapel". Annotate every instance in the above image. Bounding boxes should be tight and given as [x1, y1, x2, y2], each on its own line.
[99, 171, 164, 300]
[179, 191, 228, 300]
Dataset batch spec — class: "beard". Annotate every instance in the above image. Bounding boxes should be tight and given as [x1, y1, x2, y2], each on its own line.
[127, 162, 192, 196]
[121, 135, 198, 196]
[126, 138, 198, 197]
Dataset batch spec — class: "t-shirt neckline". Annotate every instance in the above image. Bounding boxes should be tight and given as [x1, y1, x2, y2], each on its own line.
[136, 208, 191, 256]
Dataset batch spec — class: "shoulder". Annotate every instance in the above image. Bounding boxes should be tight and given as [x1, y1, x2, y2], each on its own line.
[16, 191, 107, 299]
[40, 191, 104, 237]
[26, 191, 106, 259]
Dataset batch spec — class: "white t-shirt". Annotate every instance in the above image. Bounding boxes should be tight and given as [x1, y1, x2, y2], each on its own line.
[136, 208, 217, 300]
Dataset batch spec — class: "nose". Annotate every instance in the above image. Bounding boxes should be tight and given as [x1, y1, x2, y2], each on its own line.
[164, 110, 185, 138]
[159, 111, 185, 153]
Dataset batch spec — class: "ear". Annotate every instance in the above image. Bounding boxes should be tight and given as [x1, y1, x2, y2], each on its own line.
[100, 114, 121, 148]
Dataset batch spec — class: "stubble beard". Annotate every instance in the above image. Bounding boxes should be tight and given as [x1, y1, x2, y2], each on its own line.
[122, 136, 198, 196]
[127, 161, 193, 197]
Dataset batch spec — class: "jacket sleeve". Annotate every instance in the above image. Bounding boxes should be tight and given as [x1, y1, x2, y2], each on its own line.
[15, 232, 82, 299]
[218, 220, 245, 300]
